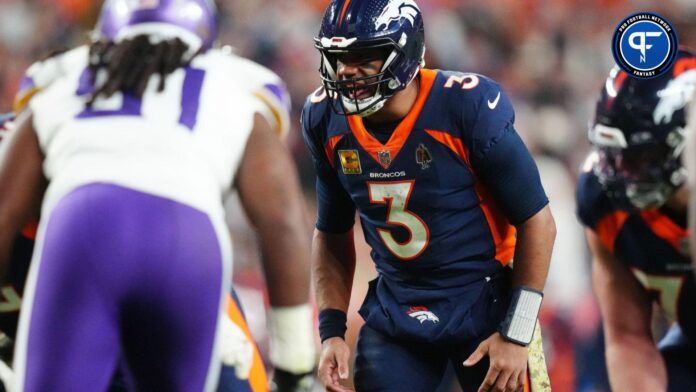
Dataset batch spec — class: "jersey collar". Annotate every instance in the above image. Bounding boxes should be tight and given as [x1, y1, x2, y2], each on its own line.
[346, 68, 437, 169]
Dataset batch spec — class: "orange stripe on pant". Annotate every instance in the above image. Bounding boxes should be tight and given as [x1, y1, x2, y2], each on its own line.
[226, 295, 268, 392]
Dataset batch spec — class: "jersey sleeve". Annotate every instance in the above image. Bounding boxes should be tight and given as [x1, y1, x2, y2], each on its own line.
[575, 163, 613, 231]
[472, 125, 549, 225]
[575, 158, 629, 252]
[467, 80, 548, 225]
[252, 80, 291, 139]
[467, 80, 516, 160]
[300, 97, 356, 233]
[14, 46, 89, 112]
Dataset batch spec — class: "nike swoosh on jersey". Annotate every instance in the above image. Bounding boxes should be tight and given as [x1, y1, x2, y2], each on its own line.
[487, 91, 501, 109]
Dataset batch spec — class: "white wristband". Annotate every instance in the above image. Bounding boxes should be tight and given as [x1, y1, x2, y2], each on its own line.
[499, 287, 543, 346]
[269, 304, 317, 374]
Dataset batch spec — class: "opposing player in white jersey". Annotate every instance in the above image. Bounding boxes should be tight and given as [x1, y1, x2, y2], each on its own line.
[0, 0, 313, 390]
[10, 16, 315, 392]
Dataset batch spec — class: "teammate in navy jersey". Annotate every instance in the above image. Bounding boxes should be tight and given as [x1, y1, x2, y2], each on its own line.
[302, 1, 556, 391]
[577, 50, 696, 392]
[688, 98, 696, 266]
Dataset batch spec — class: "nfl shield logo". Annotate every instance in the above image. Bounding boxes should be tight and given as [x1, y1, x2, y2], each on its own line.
[378, 150, 392, 168]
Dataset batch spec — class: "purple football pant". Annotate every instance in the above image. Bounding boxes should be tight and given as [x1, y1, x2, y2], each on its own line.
[14, 184, 226, 391]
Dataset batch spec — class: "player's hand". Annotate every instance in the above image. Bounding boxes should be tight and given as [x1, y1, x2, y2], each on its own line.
[270, 367, 316, 392]
[463, 332, 528, 392]
[318, 337, 353, 392]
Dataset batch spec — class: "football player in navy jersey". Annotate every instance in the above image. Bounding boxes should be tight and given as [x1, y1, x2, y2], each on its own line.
[688, 98, 696, 265]
[302, 1, 556, 391]
[576, 50, 696, 392]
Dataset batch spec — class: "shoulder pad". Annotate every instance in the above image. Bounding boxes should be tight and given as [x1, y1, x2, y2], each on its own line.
[576, 154, 615, 229]
[203, 48, 291, 137]
[435, 70, 511, 118]
[15, 46, 88, 111]
[437, 71, 500, 99]
[301, 87, 332, 134]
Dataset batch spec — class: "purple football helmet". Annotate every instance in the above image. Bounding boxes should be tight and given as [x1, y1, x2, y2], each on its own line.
[315, 0, 426, 116]
[589, 49, 696, 209]
[96, 0, 218, 51]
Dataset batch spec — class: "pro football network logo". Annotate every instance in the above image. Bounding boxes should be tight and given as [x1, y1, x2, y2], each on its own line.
[611, 12, 678, 79]
[407, 306, 439, 324]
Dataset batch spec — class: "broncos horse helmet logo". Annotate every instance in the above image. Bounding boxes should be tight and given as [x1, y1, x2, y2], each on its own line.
[374, 0, 420, 31]
[653, 69, 696, 125]
[407, 306, 439, 324]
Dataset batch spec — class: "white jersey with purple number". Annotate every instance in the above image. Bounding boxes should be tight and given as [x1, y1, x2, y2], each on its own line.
[14, 44, 293, 391]
[28, 47, 273, 223]
[18, 46, 290, 135]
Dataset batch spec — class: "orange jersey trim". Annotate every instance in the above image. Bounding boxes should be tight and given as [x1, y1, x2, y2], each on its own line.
[424, 129, 471, 166]
[673, 57, 696, 76]
[226, 295, 268, 392]
[595, 211, 630, 253]
[476, 185, 517, 265]
[639, 209, 688, 254]
[324, 134, 345, 167]
[347, 68, 437, 169]
[425, 129, 516, 265]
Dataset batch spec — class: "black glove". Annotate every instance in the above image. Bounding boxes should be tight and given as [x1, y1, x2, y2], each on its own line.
[270, 368, 316, 392]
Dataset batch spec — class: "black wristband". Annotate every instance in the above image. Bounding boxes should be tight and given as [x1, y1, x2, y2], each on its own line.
[318, 309, 347, 343]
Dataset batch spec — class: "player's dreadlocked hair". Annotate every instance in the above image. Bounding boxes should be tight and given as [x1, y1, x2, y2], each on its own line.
[86, 35, 196, 106]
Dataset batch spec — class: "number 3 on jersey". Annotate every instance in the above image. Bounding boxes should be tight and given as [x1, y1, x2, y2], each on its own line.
[368, 181, 430, 261]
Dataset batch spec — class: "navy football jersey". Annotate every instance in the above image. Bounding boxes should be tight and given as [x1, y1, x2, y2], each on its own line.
[303, 69, 548, 341]
[577, 160, 696, 341]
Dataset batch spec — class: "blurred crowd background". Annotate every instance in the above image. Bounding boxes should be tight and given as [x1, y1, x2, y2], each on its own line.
[1, 0, 695, 391]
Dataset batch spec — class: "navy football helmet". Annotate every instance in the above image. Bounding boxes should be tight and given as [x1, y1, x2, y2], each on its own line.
[315, 0, 426, 116]
[589, 49, 696, 209]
